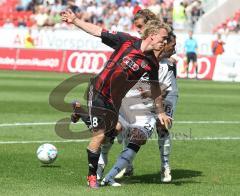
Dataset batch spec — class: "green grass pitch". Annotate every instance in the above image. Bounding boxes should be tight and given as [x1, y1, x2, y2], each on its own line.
[0, 70, 240, 195]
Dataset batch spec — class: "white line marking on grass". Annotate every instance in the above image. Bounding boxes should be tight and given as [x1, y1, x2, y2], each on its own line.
[0, 122, 83, 127]
[0, 139, 89, 144]
[1, 121, 240, 127]
[190, 137, 240, 140]
[174, 121, 240, 124]
[1, 137, 240, 144]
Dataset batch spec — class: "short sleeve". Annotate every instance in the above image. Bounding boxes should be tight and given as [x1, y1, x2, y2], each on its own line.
[101, 30, 133, 49]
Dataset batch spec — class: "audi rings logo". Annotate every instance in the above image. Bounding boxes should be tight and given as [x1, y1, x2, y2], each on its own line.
[67, 52, 108, 73]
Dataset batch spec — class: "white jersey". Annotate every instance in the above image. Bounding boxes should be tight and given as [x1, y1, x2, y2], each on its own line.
[119, 58, 179, 136]
[158, 58, 178, 96]
[120, 58, 178, 116]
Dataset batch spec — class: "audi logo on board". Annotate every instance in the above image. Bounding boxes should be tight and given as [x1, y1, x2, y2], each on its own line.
[67, 52, 108, 73]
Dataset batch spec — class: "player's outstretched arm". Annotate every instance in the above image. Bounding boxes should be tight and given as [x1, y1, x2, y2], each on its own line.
[61, 9, 102, 37]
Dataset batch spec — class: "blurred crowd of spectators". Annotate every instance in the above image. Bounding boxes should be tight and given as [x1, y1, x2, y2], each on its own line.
[0, 0, 206, 31]
[213, 9, 240, 34]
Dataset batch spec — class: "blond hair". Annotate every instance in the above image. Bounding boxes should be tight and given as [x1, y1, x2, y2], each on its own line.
[142, 20, 172, 40]
[133, 9, 157, 23]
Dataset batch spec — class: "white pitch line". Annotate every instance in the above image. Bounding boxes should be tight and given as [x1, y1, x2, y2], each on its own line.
[0, 139, 89, 144]
[1, 121, 240, 127]
[190, 137, 240, 140]
[0, 122, 83, 127]
[1, 137, 240, 144]
[174, 121, 240, 124]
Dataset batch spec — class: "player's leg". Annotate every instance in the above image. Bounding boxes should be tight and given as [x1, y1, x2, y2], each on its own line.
[71, 99, 105, 187]
[116, 115, 156, 179]
[71, 98, 102, 188]
[114, 135, 134, 178]
[86, 88, 119, 188]
[96, 136, 114, 180]
[101, 128, 143, 186]
[71, 99, 120, 180]
[70, 96, 102, 188]
[87, 129, 105, 188]
[101, 116, 155, 186]
[97, 115, 130, 180]
[157, 95, 178, 182]
[192, 53, 198, 79]
[186, 53, 191, 78]
[115, 115, 133, 179]
[157, 124, 172, 182]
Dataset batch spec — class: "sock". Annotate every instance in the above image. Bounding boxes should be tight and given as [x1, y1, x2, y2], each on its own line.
[158, 131, 171, 169]
[87, 148, 100, 176]
[123, 139, 133, 170]
[119, 117, 133, 170]
[105, 143, 140, 180]
[98, 138, 114, 166]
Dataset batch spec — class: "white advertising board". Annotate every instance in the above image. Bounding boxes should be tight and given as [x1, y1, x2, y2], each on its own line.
[0, 28, 239, 56]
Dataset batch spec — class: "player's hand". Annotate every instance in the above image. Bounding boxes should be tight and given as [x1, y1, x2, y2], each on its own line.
[158, 112, 173, 130]
[60, 9, 77, 24]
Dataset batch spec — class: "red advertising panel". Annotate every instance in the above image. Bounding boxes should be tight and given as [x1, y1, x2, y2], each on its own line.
[0, 48, 17, 70]
[15, 49, 64, 72]
[0, 48, 217, 80]
[0, 48, 64, 72]
[176, 55, 217, 80]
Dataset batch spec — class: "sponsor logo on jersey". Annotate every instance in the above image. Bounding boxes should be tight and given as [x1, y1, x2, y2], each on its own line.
[120, 56, 139, 71]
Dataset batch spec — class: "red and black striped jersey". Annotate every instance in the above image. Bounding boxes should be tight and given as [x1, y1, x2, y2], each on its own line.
[92, 29, 159, 106]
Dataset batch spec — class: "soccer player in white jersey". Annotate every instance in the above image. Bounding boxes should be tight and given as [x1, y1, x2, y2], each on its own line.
[99, 10, 179, 186]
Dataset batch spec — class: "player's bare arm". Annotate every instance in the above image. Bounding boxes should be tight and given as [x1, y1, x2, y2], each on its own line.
[61, 9, 102, 37]
[151, 82, 172, 129]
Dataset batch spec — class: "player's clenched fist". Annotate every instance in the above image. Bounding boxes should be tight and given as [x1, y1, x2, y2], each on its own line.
[60, 9, 77, 24]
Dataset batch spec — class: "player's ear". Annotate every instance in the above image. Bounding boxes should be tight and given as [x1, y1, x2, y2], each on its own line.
[150, 34, 154, 40]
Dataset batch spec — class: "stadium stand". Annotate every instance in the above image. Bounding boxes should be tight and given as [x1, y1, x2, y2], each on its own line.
[213, 9, 240, 34]
[0, 0, 238, 33]
[0, 0, 207, 32]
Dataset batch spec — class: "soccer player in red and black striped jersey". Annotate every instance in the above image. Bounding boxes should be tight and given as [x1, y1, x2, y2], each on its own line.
[61, 9, 172, 189]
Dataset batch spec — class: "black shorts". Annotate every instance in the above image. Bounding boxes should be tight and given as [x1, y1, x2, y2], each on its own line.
[186, 52, 197, 64]
[88, 85, 119, 136]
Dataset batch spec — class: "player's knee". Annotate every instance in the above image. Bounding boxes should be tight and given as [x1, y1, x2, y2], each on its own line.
[129, 128, 148, 146]
[127, 142, 140, 153]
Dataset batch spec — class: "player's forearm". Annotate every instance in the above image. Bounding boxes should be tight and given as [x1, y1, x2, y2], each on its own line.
[154, 96, 164, 114]
[72, 17, 102, 37]
[151, 84, 164, 113]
